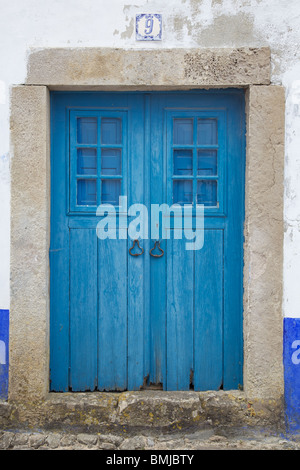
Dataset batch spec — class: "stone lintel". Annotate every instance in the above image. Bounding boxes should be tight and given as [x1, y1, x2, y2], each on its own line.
[26, 47, 271, 88]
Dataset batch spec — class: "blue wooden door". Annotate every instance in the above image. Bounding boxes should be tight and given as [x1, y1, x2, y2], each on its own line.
[50, 91, 245, 392]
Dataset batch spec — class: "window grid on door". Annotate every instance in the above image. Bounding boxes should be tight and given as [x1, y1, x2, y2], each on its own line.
[70, 111, 126, 212]
[171, 116, 219, 208]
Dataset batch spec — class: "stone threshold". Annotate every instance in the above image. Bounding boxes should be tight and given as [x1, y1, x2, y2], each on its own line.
[0, 390, 284, 435]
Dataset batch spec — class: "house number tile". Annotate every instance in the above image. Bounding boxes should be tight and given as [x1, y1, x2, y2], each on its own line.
[136, 14, 162, 41]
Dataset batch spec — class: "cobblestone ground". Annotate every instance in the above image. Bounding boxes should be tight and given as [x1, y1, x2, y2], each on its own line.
[1, 428, 300, 450]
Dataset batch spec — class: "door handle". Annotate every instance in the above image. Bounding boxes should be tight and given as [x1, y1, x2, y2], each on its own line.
[150, 240, 164, 258]
[129, 239, 144, 257]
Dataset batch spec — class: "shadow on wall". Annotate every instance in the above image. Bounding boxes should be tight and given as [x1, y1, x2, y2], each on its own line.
[0, 310, 9, 400]
[284, 318, 300, 435]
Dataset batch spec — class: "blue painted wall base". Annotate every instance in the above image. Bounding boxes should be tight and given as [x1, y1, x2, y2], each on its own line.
[0, 309, 9, 400]
[284, 317, 300, 434]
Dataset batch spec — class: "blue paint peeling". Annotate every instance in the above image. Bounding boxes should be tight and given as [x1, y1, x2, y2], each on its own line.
[0, 309, 9, 400]
[284, 318, 300, 434]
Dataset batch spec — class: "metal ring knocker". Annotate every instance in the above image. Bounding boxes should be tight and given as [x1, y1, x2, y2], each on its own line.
[150, 240, 164, 258]
[129, 239, 144, 257]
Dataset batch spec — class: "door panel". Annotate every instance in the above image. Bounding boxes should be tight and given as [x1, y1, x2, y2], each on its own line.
[194, 229, 223, 391]
[166, 237, 194, 390]
[70, 229, 97, 391]
[98, 238, 127, 391]
[50, 91, 245, 392]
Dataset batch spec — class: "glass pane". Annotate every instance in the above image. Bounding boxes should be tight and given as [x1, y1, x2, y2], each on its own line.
[197, 180, 217, 206]
[197, 119, 217, 145]
[101, 179, 121, 205]
[173, 119, 193, 145]
[197, 150, 217, 176]
[77, 179, 97, 205]
[101, 149, 122, 175]
[173, 180, 193, 204]
[174, 149, 193, 175]
[77, 117, 97, 144]
[77, 148, 97, 175]
[101, 118, 122, 144]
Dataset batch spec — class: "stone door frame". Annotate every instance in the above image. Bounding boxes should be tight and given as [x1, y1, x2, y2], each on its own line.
[10, 47, 284, 405]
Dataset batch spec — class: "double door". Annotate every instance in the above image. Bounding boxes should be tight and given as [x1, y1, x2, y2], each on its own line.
[50, 91, 245, 392]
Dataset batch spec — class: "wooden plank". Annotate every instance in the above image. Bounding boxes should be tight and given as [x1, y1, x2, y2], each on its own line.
[194, 229, 223, 391]
[98, 238, 128, 390]
[69, 229, 98, 391]
[149, 239, 166, 386]
[49, 245, 69, 391]
[166, 237, 194, 390]
[49, 93, 70, 391]
[149, 94, 167, 388]
[143, 94, 152, 386]
[223, 93, 245, 389]
[127, 95, 148, 390]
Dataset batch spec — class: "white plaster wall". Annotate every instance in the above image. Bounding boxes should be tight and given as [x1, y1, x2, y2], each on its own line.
[0, 0, 299, 316]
